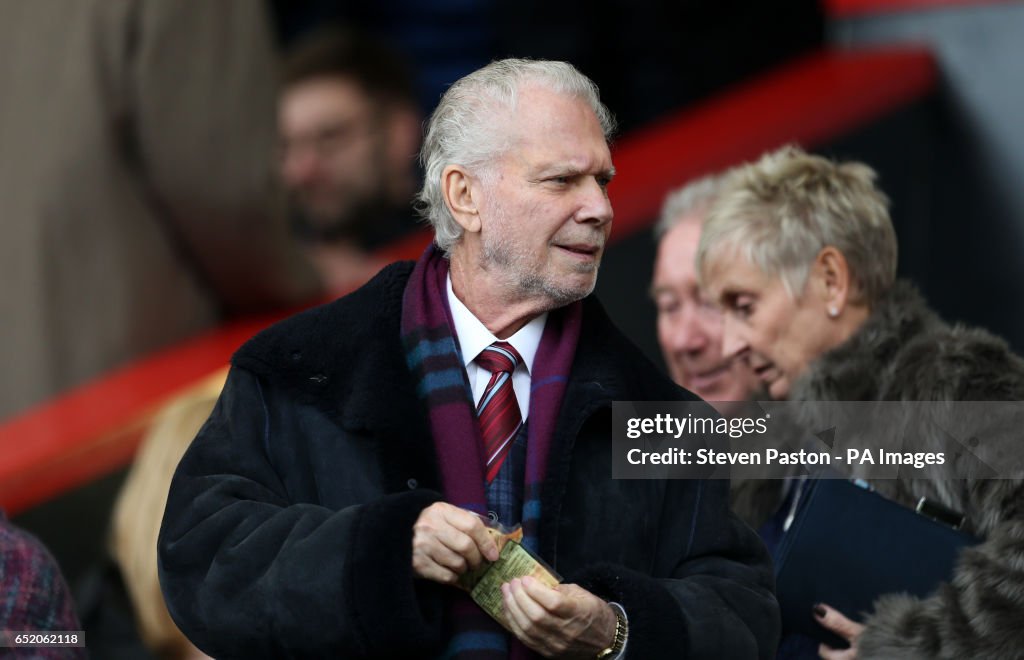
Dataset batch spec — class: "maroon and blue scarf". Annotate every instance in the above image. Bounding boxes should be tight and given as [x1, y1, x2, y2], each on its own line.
[401, 245, 581, 660]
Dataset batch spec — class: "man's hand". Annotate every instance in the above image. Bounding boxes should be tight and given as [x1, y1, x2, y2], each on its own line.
[412, 502, 499, 584]
[815, 603, 864, 660]
[501, 576, 618, 658]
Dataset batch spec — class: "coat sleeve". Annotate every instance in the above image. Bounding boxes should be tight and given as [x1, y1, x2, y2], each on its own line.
[855, 329, 1024, 657]
[157, 367, 445, 659]
[857, 479, 1024, 659]
[572, 478, 781, 659]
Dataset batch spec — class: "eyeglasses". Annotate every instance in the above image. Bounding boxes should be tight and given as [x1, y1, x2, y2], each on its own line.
[278, 114, 380, 163]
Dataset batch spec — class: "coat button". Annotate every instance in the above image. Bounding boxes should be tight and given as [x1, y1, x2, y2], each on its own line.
[407, 478, 418, 490]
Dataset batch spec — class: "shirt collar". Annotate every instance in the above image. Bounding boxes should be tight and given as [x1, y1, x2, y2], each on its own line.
[446, 274, 546, 373]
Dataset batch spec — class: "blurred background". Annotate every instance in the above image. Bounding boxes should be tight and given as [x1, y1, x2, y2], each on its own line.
[1, 0, 1022, 655]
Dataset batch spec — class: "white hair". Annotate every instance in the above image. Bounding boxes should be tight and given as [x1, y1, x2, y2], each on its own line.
[415, 58, 616, 254]
[696, 145, 897, 304]
[654, 173, 728, 239]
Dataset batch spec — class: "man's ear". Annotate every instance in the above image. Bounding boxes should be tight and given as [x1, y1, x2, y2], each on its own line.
[813, 246, 853, 318]
[442, 165, 482, 234]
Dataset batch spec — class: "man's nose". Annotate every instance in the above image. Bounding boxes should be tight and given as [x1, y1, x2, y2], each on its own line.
[673, 306, 710, 354]
[575, 177, 614, 227]
[281, 147, 320, 186]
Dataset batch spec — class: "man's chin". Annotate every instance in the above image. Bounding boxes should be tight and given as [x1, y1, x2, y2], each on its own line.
[534, 280, 595, 309]
[567, 258, 600, 275]
[684, 376, 758, 409]
[766, 377, 790, 400]
[708, 399, 747, 416]
[685, 367, 729, 396]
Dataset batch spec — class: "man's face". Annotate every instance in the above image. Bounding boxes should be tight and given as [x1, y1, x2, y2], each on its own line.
[653, 219, 760, 403]
[703, 252, 835, 400]
[278, 77, 390, 235]
[473, 85, 615, 308]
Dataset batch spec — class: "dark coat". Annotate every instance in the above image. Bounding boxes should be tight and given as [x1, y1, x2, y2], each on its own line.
[792, 282, 1024, 659]
[158, 262, 779, 659]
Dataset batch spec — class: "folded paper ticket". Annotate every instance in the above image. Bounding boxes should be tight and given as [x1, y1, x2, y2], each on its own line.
[455, 522, 561, 627]
[470, 540, 561, 626]
[456, 525, 524, 592]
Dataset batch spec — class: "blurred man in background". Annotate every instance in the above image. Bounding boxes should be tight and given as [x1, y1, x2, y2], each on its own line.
[279, 28, 423, 292]
[652, 174, 761, 411]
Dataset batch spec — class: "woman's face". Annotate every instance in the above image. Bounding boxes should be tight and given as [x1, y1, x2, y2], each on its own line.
[703, 253, 840, 400]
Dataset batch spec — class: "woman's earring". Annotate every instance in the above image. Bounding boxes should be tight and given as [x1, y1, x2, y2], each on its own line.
[828, 306, 839, 318]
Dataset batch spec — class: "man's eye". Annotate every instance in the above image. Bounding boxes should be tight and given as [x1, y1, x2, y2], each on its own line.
[734, 303, 754, 319]
[549, 175, 571, 185]
[656, 300, 680, 315]
[596, 175, 612, 189]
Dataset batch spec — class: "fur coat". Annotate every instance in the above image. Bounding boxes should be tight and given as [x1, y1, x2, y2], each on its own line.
[790, 281, 1024, 659]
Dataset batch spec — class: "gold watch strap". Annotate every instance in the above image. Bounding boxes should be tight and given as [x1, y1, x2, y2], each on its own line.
[596, 602, 628, 658]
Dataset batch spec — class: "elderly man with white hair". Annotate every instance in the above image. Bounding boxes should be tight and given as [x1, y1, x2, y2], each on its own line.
[158, 59, 778, 659]
[652, 173, 763, 413]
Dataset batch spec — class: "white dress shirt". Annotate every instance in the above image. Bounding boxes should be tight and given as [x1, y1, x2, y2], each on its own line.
[446, 274, 546, 419]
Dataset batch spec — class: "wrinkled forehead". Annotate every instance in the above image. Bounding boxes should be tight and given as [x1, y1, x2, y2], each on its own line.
[507, 86, 608, 144]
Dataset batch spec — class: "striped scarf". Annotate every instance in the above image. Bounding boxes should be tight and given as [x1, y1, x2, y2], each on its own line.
[401, 246, 581, 660]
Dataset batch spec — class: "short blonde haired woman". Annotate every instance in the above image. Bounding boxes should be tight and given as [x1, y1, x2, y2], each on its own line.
[698, 146, 1024, 659]
[79, 378, 222, 659]
[111, 388, 220, 659]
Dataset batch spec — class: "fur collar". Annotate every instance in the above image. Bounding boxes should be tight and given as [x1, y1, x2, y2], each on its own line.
[232, 261, 420, 436]
[792, 279, 1024, 402]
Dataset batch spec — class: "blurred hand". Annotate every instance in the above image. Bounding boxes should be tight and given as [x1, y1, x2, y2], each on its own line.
[815, 602, 864, 660]
[411, 502, 499, 584]
[501, 576, 617, 658]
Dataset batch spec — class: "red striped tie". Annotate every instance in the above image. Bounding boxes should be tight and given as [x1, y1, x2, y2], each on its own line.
[474, 342, 523, 483]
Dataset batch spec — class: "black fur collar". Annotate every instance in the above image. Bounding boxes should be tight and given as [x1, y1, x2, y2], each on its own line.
[232, 261, 420, 436]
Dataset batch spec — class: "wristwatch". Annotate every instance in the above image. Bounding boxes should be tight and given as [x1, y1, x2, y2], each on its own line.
[596, 602, 628, 658]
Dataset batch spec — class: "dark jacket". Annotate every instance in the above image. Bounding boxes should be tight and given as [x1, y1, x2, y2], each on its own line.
[158, 262, 779, 659]
[791, 282, 1024, 659]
